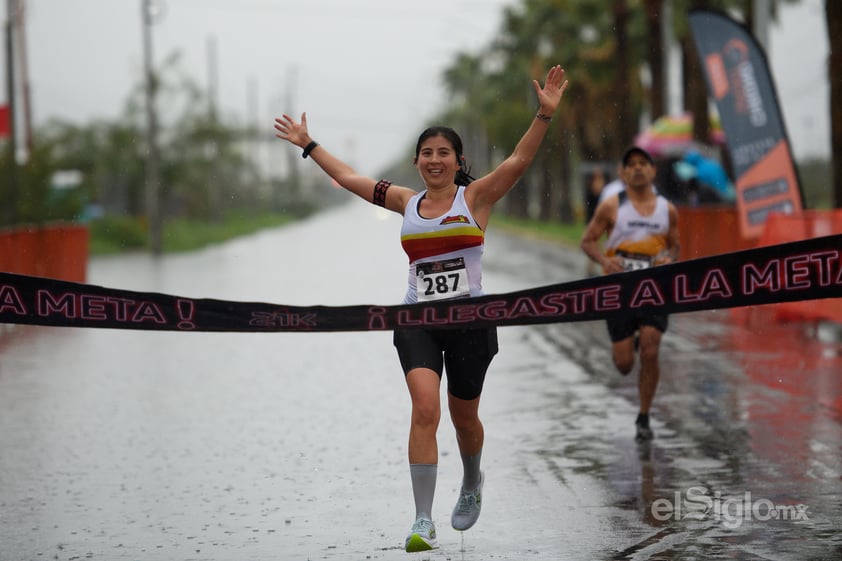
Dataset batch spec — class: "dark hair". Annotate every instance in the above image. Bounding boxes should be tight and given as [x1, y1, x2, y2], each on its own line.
[414, 126, 475, 185]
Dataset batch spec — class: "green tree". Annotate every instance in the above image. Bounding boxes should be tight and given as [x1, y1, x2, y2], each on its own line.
[40, 51, 260, 225]
[435, 0, 813, 227]
[436, 0, 662, 222]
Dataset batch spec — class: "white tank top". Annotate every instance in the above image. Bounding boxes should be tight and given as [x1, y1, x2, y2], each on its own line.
[604, 192, 670, 270]
[400, 186, 485, 304]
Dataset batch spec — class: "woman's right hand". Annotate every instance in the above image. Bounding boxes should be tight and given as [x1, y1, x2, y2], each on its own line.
[274, 112, 311, 149]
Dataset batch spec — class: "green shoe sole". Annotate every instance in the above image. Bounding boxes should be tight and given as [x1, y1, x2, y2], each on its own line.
[405, 533, 437, 552]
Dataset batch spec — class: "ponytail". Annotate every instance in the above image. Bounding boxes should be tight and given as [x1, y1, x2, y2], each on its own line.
[455, 157, 475, 186]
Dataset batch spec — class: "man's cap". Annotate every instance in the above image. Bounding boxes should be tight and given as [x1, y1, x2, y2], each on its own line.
[622, 145, 655, 166]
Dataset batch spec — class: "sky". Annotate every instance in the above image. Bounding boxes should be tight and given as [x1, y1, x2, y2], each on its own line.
[15, 0, 832, 175]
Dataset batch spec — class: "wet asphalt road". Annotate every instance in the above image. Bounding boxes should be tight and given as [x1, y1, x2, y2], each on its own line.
[1, 200, 840, 561]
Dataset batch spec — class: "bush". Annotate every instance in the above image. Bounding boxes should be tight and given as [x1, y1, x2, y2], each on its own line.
[88, 215, 148, 254]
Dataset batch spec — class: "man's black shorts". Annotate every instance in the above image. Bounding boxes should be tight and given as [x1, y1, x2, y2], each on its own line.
[393, 327, 498, 400]
[606, 314, 669, 343]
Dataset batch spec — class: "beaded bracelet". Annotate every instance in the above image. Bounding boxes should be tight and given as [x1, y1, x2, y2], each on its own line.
[535, 113, 552, 123]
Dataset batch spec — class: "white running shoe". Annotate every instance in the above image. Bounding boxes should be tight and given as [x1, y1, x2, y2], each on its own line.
[451, 471, 484, 531]
[405, 516, 437, 552]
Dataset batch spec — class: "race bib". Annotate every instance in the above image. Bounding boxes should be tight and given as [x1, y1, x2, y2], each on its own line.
[416, 257, 470, 302]
[616, 250, 654, 271]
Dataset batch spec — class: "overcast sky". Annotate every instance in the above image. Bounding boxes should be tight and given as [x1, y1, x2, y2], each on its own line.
[18, 0, 831, 174]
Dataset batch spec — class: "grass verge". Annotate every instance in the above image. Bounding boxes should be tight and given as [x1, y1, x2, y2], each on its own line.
[489, 214, 585, 248]
[88, 209, 585, 257]
[88, 211, 307, 256]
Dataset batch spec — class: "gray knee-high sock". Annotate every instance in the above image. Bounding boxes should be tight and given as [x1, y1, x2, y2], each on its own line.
[460, 449, 482, 491]
[410, 464, 437, 519]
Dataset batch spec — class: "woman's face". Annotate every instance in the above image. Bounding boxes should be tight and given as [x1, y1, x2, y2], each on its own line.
[415, 135, 458, 189]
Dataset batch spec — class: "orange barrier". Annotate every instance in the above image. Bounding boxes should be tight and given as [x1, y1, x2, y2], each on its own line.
[676, 205, 756, 260]
[754, 210, 842, 324]
[0, 223, 89, 283]
[675, 206, 842, 325]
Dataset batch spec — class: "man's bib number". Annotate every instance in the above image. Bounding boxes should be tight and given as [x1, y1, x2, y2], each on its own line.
[416, 257, 470, 302]
[616, 250, 654, 271]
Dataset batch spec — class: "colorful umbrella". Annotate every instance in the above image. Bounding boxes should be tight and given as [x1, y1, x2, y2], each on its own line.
[633, 113, 726, 157]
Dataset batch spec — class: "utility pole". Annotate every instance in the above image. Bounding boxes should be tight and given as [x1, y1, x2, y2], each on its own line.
[751, 0, 771, 53]
[206, 34, 220, 222]
[247, 76, 260, 188]
[4, 0, 17, 225]
[284, 65, 298, 209]
[142, 0, 162, 255]
[15, 0, 30, 154]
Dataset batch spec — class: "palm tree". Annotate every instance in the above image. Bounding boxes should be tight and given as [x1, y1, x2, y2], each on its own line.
[441, 52, 490, 173]
[501, 0, 642, 221]
[644, 0, 667, 120]
[612, 0, 637, 149]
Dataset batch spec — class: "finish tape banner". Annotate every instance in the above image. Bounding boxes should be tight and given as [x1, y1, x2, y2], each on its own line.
[2, 234, 842, 333]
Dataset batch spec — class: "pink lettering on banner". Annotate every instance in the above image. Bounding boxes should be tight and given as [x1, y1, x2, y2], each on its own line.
[477, 300, 508, 321]
[249, 309, 318, 328]
[36, 290, 168, 324]
[132, 302, 167, 323]
[742, 260, 780, 294]
[565, 289, 594, 314]
[784, 255, 812, 290]
[176, 299, 196, 330]
[742, 250, 842, 295]
[674, 268, 733, 303]
[0, 285, 27, 315]
[508, 297, 540, 320]
[449, 304, 478, 323]
[630, 280, 665, 308]
[393, 289, 625, 329]
[422, 307, 449, 325]
[395, 309, 421, 326]
[38, 291, 74, 316]
[596, 285, 623, 310]
[809, 251, 839, 286]
[701, 269, 733, 299]
[367, 307, 387, 330]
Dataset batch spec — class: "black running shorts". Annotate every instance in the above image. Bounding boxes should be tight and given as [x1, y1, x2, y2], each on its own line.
[393, 327, 499, 400]
[606, 314, 669, 343]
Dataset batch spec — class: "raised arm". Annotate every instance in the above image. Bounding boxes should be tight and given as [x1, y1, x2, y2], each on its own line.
[466, 65, 569, 224]
[274, 112, 415, 214]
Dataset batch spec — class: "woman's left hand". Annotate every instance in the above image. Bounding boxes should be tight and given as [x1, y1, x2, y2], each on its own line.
[533, 65, 568, 116]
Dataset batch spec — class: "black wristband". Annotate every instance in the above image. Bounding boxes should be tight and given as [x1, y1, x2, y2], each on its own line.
[302, 141, 319, 159]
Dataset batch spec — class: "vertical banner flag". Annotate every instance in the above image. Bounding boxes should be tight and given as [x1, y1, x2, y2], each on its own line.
[689, 9, 804, 239]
